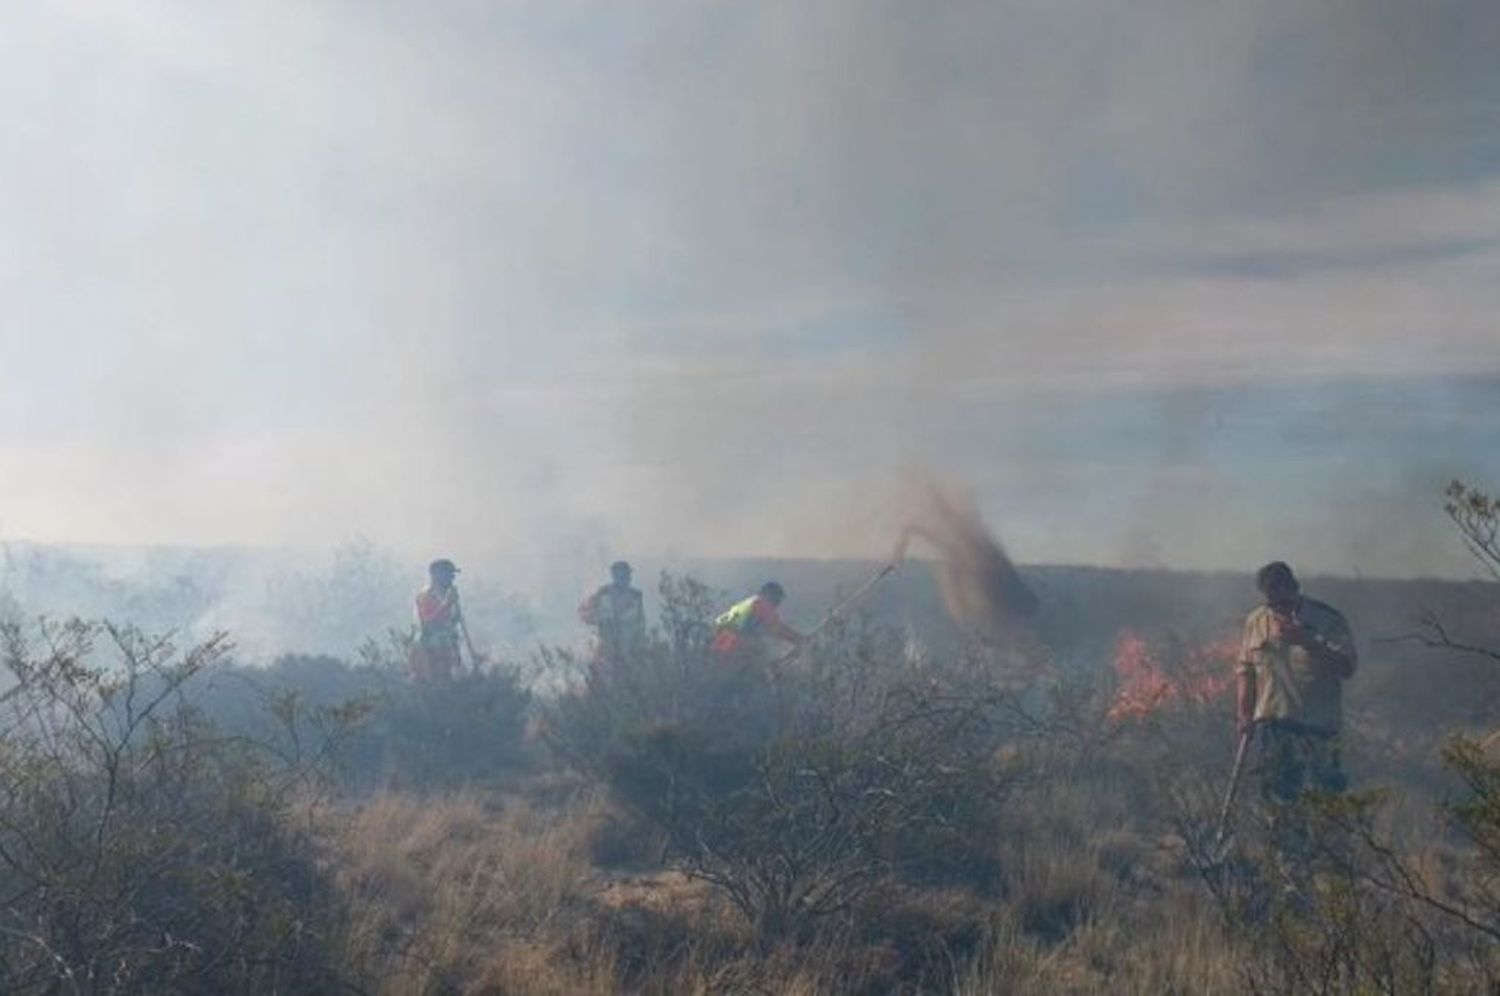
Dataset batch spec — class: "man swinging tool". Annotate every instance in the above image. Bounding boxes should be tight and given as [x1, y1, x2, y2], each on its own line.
[711, 582, 809, 667]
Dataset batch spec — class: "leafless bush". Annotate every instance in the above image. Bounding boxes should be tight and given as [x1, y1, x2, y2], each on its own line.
[199, 634, 534, 793]
[0, 618, 358, 994]
[1446, 480, 1500, 582]
[1389, 481, 1500, 670]
[546, 573, 1027, 940]
[355, 670, 533, 791]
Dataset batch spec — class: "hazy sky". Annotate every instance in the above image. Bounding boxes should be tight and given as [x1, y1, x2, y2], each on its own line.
[1, 1, 1498, 577]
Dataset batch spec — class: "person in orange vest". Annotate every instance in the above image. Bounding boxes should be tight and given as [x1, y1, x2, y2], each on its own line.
[578, 560, 648, 670]
[710, 582, 809, 664]
[411, 558, 468, 682]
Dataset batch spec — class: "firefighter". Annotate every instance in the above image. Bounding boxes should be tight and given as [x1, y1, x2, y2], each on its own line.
[710, 581, 809, 665]
[578, 560, 647, 669]
[411, 558, 467, 682]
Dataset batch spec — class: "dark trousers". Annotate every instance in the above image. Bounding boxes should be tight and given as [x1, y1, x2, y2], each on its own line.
[1257, 720, 1347, 803]
[1256, 721, 1347, 874]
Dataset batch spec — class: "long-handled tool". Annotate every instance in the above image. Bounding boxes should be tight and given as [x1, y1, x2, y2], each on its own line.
[1213, 725, 1256, 856]
[809, 561, 899, 638]
[459, 616, 485, 674]
[771, 560, 901, 668]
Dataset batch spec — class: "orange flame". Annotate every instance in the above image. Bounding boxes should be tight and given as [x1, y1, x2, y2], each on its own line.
[1106, 628, 1237, 723]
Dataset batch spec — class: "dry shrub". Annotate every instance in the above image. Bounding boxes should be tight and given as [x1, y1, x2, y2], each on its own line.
[586, 680, 1012, 939]
[550, 573, 1023, 943]
[0, 619, 355, 995]
[197, 646, 536, 793]
[327, 784, 997, 995]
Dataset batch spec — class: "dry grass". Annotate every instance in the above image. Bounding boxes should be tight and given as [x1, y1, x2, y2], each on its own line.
[330, 791, 602, 994]
[305, 752, 1500, 996]
[955, 899, 1243, 996]
[317, 771, 1257, 995]
[305, 686, 1497, 994]
[326, 790, 825, 994]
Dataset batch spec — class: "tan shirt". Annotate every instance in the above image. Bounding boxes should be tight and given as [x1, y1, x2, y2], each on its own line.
[1237, 597, 1355, 733]
[579, 585, 647, 660]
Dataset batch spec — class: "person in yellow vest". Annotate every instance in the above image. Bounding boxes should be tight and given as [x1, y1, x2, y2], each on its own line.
[711, 582, 809, 664]
[578, 560, 647, 670]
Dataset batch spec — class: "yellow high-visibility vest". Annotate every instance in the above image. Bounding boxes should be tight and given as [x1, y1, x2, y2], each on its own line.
[715, 595, 761, 632]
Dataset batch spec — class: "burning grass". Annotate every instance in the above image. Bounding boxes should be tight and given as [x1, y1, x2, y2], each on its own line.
[1106, 628, 1238, 723]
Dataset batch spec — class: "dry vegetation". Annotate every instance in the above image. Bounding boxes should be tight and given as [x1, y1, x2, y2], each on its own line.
[0, 485, 1498, 993]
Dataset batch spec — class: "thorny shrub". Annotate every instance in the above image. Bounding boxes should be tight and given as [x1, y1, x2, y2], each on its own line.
[352, 631, 534, 790]
[546, 572, 1031, 939]
[200, 633, 534, 793]
[0, 618, 361, 995]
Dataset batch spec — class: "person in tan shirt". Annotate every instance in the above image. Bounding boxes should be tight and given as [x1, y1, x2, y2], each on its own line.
[1236, 561, 1358, 806]
[577, 561, 648, 672]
